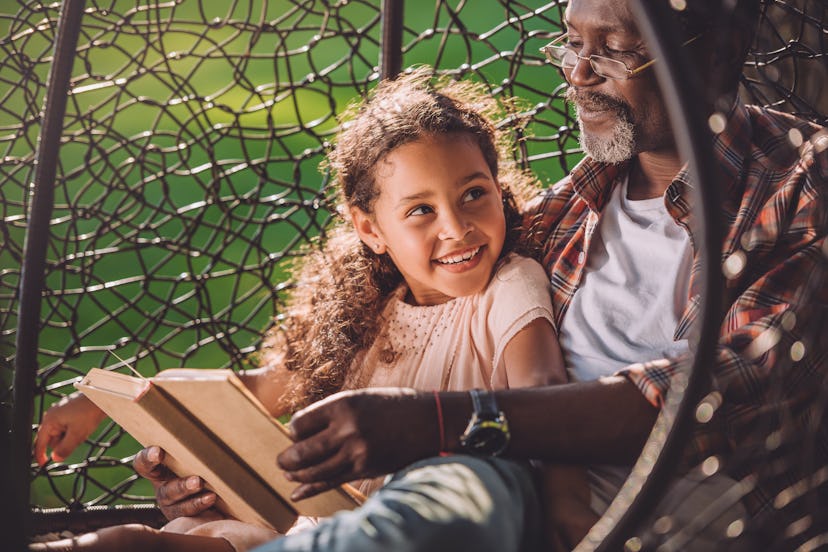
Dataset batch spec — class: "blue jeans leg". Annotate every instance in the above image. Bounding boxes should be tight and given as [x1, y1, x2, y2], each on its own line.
[252, 455, 542, 552]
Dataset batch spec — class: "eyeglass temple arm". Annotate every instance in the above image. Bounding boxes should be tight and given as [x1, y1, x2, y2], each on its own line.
[627, 32, 704, 76]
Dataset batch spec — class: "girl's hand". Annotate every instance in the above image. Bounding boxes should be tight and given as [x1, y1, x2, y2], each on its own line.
[33, 393, 107, 466]
[277, 388, 436, 501]
[133, 446, 217, 521]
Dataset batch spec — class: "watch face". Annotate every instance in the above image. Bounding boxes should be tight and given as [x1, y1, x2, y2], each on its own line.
[465, 420, 509, 455]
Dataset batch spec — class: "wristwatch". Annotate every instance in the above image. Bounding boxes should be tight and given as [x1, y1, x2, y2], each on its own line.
[459, 389, 510, 456]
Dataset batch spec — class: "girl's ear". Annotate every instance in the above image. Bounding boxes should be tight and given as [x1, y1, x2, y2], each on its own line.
[349, 206, 387, 254]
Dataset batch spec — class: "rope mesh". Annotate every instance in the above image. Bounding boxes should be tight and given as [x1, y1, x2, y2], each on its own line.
[2, 0, 577, 521]
[0, 0, 825, 545]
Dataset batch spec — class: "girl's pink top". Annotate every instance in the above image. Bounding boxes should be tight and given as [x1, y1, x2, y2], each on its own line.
[346, 253, 556, 393]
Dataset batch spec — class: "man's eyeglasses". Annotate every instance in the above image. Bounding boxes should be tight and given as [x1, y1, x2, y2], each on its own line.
[539, 33, 702, 81]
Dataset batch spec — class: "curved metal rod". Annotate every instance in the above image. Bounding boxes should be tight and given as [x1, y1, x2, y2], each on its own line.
[7, 0, 87, 548]
[587, 0, 725, 549]
[380, 0, 404, 80]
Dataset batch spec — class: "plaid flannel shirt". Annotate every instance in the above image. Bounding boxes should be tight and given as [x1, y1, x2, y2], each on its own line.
[527, 101, 827, 517]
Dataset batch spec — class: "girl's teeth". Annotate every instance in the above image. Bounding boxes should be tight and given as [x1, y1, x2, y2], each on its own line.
[437, 247, 480, 264]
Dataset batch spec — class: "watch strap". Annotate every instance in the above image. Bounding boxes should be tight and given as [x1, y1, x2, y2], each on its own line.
[460, 389, 510, 456]
[469, 388, 498, 418]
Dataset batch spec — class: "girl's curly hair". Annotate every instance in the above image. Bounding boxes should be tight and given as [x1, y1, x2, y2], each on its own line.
[258, 68, 542, 410]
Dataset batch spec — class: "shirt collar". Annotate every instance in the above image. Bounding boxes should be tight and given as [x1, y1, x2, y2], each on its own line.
[569, 155, 630, 212]
[668, 100, 752, 224]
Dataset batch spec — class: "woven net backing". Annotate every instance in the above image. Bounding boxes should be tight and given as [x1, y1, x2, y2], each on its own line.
[0, 0, 825, 547]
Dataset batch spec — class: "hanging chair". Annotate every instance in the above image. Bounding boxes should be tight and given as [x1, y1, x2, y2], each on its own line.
[1, 0, 825, 549]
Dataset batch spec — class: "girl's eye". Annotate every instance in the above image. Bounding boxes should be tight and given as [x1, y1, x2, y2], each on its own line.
[462, 187, 486, 203]
[407, 205, 434, 217]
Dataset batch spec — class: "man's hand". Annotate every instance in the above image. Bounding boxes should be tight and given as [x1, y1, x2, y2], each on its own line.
[133, 446, 217, 520]
[34, 393, 107, 466]
[278, 388, 437, 501]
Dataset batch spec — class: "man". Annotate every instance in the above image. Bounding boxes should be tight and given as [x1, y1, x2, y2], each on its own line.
[134, 0, 827, 549]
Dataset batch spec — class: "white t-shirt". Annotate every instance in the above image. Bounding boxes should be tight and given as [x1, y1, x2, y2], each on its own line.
[559, 176, 693, 382]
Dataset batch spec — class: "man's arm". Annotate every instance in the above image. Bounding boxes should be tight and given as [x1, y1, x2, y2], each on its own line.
[492, 376, 656, 461]
[278, 377, 657, 500]
[622, 239, 826, 468]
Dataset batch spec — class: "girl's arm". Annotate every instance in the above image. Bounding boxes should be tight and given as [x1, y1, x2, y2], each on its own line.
[238, 362, 296, 419]
[502, 317, 597, 546]
[34, 392, 107, 466]
[486, 257, 566, 390]
[500, 317, 566, 388]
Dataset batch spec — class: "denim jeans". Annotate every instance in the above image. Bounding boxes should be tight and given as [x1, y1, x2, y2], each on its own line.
[251, 455, 543, 552]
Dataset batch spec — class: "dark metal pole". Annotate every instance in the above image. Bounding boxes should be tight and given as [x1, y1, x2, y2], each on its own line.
[380, 0, 404, 80]
[6, 0, 87, 549]
[587, 0, 724, 549]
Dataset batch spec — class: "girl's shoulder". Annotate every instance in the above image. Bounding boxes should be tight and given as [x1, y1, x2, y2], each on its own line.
[477, 253, 553, 318]
[489, 253, 549, 288]
[475, 254, 556, 372]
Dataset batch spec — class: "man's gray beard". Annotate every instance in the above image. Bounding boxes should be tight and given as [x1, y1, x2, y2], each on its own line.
[577, 112, 635, 164]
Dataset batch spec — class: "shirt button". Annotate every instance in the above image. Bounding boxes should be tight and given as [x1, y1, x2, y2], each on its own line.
[380, 348, 397, 364]
[578, 252, 586, 264]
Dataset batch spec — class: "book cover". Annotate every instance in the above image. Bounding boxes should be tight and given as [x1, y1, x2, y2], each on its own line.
[76, 368, 363, 533]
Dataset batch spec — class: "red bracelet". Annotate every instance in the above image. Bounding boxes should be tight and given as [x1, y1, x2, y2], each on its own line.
[433, 390, 449, 456]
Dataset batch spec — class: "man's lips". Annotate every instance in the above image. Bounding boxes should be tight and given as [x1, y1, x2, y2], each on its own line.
[567, 87, 629, 122]
[577, 105, 611, 122]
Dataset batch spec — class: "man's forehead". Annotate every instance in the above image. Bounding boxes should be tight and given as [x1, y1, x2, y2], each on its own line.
[564, 0, 638, 35]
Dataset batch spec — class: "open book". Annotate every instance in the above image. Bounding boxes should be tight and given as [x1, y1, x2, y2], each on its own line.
[76, 368, 364, 532]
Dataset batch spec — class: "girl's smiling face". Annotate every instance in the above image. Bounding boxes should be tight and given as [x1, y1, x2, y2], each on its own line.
[351, 132, 506, 306]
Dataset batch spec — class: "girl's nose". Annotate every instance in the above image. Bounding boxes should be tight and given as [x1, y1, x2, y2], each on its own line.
[438, 209, 472, 241]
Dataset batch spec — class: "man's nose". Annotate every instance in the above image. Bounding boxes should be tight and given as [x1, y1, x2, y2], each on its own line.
[566, 54, 603, 86]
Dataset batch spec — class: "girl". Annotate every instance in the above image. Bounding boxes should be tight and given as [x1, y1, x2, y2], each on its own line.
[32, 68, 567, 552]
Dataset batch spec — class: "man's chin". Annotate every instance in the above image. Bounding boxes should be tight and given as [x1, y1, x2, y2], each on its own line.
[578, 121, 635, 164]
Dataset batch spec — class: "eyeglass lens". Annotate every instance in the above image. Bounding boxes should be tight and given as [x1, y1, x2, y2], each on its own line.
[546, 47, 629, 79]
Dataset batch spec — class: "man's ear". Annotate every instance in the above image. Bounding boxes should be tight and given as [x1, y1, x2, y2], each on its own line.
[349, 206, 387, 254]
